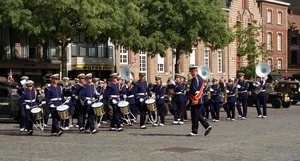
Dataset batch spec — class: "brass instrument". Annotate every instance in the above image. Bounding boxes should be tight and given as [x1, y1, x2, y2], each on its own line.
[222, 85, 227, 105]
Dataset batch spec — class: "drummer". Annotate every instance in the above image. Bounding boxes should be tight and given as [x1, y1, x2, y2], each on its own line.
[152, 76, 166, 126]
[70, 78, 79, 128]
[18, 76, 29, 132]
[19, 80, 38, 135]
[61, 77, 72, 130]
[105, 73, 123, 131]
[45, 74, 64, 136]
[124, 79, 137, 124]
[75, 73, 86, 131]
[93, 77, 102, 127]
[135, 72, 149, 129]
[80, 73, 97, 134]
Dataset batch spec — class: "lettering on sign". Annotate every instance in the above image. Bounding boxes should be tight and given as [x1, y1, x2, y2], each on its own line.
[0, 103, 9, 105]
[75, 65, 114, 71]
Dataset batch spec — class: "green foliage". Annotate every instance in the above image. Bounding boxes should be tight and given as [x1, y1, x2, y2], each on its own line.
[235, 20, 273, 78]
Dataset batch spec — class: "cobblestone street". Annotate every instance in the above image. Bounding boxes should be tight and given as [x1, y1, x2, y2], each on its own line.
[0, 105, 299, 161]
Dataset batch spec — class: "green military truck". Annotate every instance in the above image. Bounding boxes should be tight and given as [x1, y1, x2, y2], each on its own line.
[0, 79, 20, 120]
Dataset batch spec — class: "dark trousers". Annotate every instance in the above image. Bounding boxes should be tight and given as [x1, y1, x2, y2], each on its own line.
[110, 104, 121, 128]
[236, 98, 248, 117]
[184, 101, 188, 120]
[19, 105, 26, 129]
[77, 104, 86, 129]
[256, 95, 267, 116]
[157, 104, 165, 124]
[84, 105, 95, 130]
[25, 109, 33, 131]
[50, 108, 61, 134]
[43, 105, 50, 125]
[203, 102, 210, 119]
[180, 101, 186, 121]
[190, 104, 210, 134]
[226, 102, 235, 119]
[138, 101, 147, 126]
[210, 102, 220, 120]
[172, 101, 182, 121]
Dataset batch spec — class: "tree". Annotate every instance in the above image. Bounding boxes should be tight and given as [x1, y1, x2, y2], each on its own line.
[136, 0, 235, 73]
[235, 20, 273, 78]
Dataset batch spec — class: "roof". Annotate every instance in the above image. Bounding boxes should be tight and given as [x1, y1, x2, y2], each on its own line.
[281, 0, 300, 15]
[257, 0, 290, 6]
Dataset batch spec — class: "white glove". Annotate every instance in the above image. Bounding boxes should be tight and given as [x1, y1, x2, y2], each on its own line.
[123, 95, 127, 99]
[226, 90, 229, 93]
[91, 98, 95, 101]
[253, 83, 258, 87]
[210, 88, 214, 92]
[75, 95, 79, 100]
[172, 80, 176, 85]
[112, 99, 117, 104]
[237, 85, 241, 89]
[41, 101, 46, 105]
[151, 94, 155, 99]
[256, 81, 261, 86]
[87, 100, 92, 105]
[25, 105, 30, 109]
[20, 80, 27, 86]
[99, 95, 103, 100]
[65, 99, 70, 104]
[50, 104, 55, 108]
[139, 98, 144, 102]
[125, 85, 128, 88]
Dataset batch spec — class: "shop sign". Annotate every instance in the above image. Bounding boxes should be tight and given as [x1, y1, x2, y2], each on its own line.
[290, 45, 299, 51]
[75, 65, 114, 71]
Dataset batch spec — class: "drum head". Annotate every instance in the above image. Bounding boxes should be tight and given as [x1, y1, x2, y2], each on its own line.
[92, 102, 103, 108]
[57, 105, 69, 111]
[118, 101, 129, 107]
[31, 108, 41, 113]
[145, 98, 155, 104]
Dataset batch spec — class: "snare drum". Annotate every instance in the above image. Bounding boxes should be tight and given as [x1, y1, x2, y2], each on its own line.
[145, 99, 157, 112]
[118, 101, 130, 115]
[31, 107, 43, 120]
[91, 102, 105, 116]
[56, 105, 70, 120]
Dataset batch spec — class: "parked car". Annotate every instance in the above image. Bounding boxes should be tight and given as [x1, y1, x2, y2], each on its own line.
[0, 81, 20, 120]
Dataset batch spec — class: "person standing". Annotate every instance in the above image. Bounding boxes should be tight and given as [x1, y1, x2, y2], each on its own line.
[19, 80, 38, 135]
[45, 74, 64, 136]
[172, 73, 184, 125]
[61, 77, 72, 130]
[202, 80, 211, 120]
[135, 72, 149, 129]
[80, 73, 97, 134]
[76, 73, 86, 131]
[255, 77, 267, 118]
[151, 76, 166, 126]
[124, 79, 138, 124]
[236, 73, 249, 120]
[225, 78, 236, 121]
[17, 76, 29, 132]
[187, 65, 212, 136]
[210, 78, 222, 122]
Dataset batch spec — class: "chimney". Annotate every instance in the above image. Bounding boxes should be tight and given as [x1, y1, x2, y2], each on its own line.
[288, 9, 293, 15]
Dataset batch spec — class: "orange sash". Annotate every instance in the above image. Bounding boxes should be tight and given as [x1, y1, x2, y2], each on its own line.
[189, 78, 205, 105]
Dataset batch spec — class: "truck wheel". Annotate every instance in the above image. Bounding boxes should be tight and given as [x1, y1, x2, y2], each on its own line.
[282, 102, 291, 108]
[247, 97, 254, 107]
[291, 101, 298, 105]
[163, 103, 169, 116]
[272, 98, 282, 108]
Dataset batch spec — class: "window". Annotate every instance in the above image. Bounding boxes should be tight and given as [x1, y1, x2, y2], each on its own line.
[190, 48, 196, 66]
[277, 59, 282, 69]
[120, 46, 128, 64]
[140, 51, 147, 72]
[277, 12, 282, 25]
[291, 51, 297, 64]
[277, 34, 282, 51]
[204, 49, 210, 68]
[267, 59, 272, 66]
[267, 32, 272, 50]
[157, 54, 164, 72]
[242, 0, 247, 9]
[267, 10, 272, 23]
[291, 36, 297, 44]
[217, 51, 222, 73]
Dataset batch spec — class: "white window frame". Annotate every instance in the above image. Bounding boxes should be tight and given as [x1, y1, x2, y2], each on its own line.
[267, 32, 272, 50]
[190, 48, 196, 66]
[277, 11, 282, 25]
[217, 50, 222, 74]
[277, 59, 282, 69]
[277, 34, 282, 51]
[267, 10, 272, 23]
[157, 54, 164, 73]
[120, 46, 128, 64]
[140, 51, 147, 72]
[204, 49, 210, 68]
[267, 59, 272, 66]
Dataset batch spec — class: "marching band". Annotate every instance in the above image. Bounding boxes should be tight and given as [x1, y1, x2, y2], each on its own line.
[16, 63, 272, 137]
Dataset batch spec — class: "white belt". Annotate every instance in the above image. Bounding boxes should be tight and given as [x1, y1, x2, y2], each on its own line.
[175, 92, 182, 94]
[160, 96, 164, 99]
[238, 90, 247, 93]
[261, 90, 266, 92]
[137, 93, 147, 95]
[24, 100, 35, 103]
[85, 97, 94, 100]
[110, 95, 120, 98]
[50, 98, 61, 101]
[227, 94, 235, 97]
[127, 95, 134, 98]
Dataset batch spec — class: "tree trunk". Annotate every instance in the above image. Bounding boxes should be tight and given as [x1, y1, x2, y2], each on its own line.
[174, 50, 181, 74]
[61, 41, 68, 78]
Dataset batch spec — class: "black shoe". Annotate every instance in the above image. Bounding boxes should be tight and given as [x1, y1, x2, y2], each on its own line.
[117, 128, 123, 132]
[92, 129, 97, 134]
[186, 132, 198, 136]
[57, 131, 63, 137]
[79, 127, 84, 132]
[204, 126, 212, 136]
[27, 130, 33, 135]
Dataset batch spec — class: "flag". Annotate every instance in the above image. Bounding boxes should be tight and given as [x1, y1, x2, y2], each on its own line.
[7, 69, 13, 82]
[131, 57, 137, 68]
